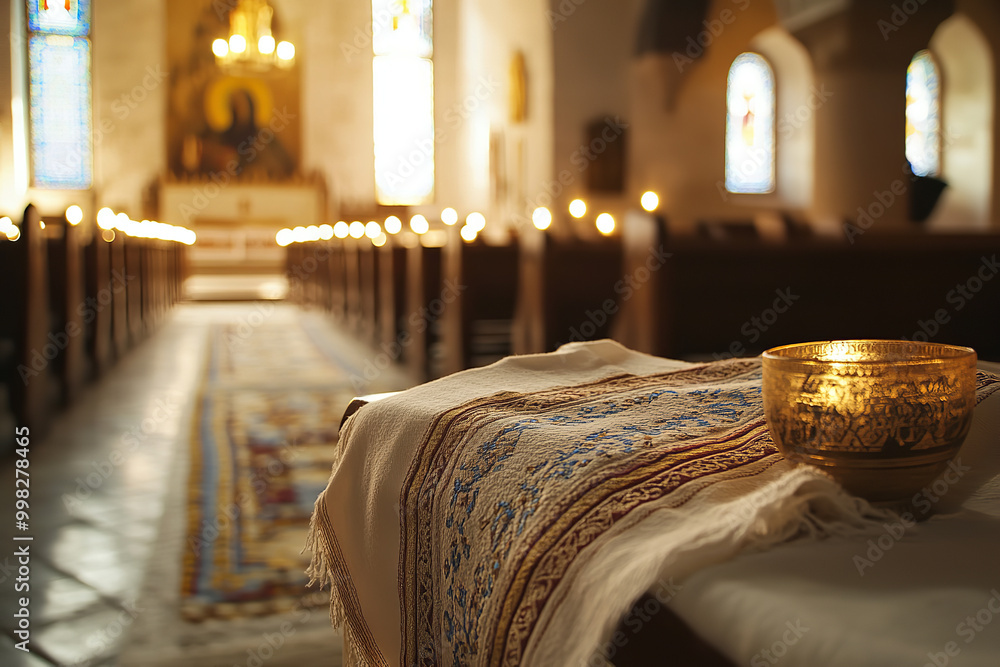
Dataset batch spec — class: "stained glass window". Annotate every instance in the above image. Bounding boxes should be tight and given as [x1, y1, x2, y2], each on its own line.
[373, 0, 435, 205]
[725, 52, 775, 194]
[906, 50, 941, 178]
[28, 0, 91, 36]
[27, 0, 93, 190]
[29, 36, 92, 189]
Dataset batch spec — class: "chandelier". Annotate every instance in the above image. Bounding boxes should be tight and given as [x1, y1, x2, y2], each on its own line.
[212, 0, 295, 71]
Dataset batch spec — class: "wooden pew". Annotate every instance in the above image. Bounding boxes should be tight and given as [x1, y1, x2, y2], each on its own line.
[83, 228, 114, 377]
[0, 206, 188, 438]
[440, 236, 519, 376]
[327, 242, 347, 321]
[0, 205, 53, 434]
[378, 244, 408, 355]
[124, 235, 144, 345]
[343, 242, 364, 334]
[43, 215, 88, 404]
[315, 242, 334, 315]
[358, 241, 380, 344]
[294, 241, 328, 311]
[620, 214, 1000, 360]
[515, 231, 624, 355]
[108, 233, 129, 360]
[405, 242, 443, 382]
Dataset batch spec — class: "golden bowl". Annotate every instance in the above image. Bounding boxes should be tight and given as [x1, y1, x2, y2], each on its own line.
[762, 340, 977, 501]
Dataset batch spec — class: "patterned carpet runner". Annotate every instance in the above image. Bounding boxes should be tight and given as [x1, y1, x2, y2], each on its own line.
[181, 313, 360, 620]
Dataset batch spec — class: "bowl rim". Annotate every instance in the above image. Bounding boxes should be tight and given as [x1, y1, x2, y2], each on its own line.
[762, 339, 977, 366]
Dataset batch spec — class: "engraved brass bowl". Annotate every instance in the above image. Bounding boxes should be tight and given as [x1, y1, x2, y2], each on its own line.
[762, 340, 977, 501]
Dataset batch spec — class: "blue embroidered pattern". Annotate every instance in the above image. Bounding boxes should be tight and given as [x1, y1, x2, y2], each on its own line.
[401, 361, 773, 665]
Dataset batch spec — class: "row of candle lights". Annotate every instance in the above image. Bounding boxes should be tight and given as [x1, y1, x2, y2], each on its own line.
[0, 205, 86, 242]
[96, 208, 197, 245]
[2, 205, 197, 246]
[276, 191, 663, 247]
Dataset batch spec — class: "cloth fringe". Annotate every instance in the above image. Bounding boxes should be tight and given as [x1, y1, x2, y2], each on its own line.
[545, 467, 909, 667]
[342, 625, 366, 667]
[737, 469, 904, 552]
[304, 491, 347, 632]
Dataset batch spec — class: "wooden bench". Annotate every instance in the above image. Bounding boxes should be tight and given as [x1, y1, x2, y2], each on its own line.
[405, 242, 443, 381]
[1, 205, 187, 440]
[377, 244, 408, 356]
[0, 206, 52, 434]
[619, 214, 1000, 360]
[440, 236, 519, 375]
[515, 231, 624, 354]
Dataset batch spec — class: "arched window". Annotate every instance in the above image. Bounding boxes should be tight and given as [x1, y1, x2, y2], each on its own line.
[725, 52, 775, 194]
[906, 50, 942, 178]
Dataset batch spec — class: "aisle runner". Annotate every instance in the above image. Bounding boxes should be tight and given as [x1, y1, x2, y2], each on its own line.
[182, 317, 357, 619]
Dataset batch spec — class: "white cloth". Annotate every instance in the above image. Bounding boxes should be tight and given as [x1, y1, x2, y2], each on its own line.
[669, 362, 1000, 667]
[309, 341, 692, 664]
[308, 341, 917, 666]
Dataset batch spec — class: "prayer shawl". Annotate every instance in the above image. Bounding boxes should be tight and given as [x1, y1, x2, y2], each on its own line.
[306, 341, 903, 666]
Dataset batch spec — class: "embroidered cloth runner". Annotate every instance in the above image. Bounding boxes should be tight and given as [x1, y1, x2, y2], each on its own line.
[307, 341, 983, 666]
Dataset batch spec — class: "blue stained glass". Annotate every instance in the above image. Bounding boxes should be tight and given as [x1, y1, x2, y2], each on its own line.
[29, 35, 93, 189]
[725, 52, 776, 194]
[906, 50, 941, 178]
[27, 0, 91, 37]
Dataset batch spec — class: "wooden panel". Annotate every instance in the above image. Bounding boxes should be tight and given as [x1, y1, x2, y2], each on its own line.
[109, 234, 129, 359]
[1, 206, 52, 433]
[359, 243, 380, 344]
[83, 233, 114, 376]
[516, 232, 623, 355]
[125, 238, 144, 344]
[626, 235, 1000, 360]
[378, 245, 408, 353]
[441, 239, 519, 376]
[406, 244, 443, 382]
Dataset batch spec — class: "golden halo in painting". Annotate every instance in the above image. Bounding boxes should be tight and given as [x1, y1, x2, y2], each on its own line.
[204, 76, 275, 133]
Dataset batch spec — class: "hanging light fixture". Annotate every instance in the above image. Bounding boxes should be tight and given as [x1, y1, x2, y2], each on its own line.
[212, 0, 295, 71]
